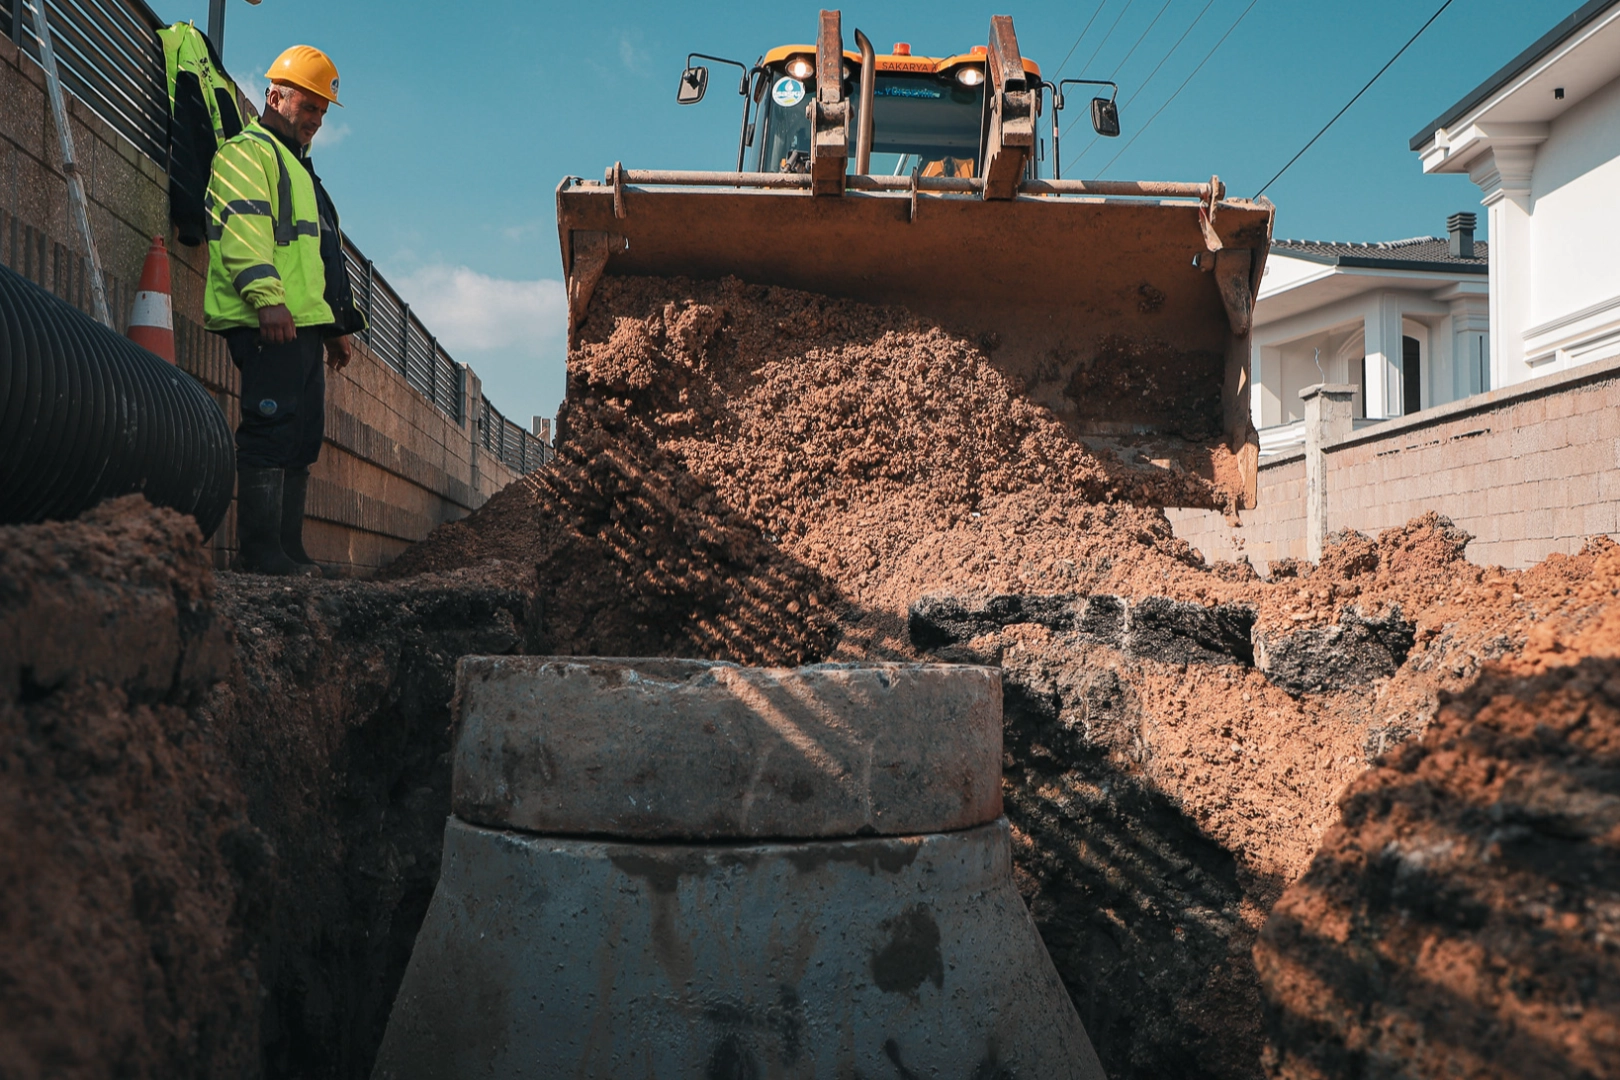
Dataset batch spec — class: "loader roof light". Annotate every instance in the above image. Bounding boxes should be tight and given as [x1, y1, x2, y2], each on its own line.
[972, 45, 988, 55]
[955, 66, 985, 87]
[893, 43, 911, 55]
[785, 54, 814, 80]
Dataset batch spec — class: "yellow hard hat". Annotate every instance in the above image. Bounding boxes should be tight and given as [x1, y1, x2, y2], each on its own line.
[265, 44, 342, 106]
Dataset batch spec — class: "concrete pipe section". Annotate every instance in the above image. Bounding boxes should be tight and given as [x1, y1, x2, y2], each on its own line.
[373, 658, 1106, 1079]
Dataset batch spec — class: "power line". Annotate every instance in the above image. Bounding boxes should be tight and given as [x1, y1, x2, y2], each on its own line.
[1094, 0, 1262, 178]
[1078, 0, 1138, 79]
[1064, 0, 1217, 155]
[1254, 0, 1455, 198]
[1118, 0, 1217, 110]
[1109, 0, 1175, 78]
[1051, 0, 1109, 81]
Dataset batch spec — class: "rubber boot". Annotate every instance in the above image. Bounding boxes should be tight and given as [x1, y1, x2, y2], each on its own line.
[280, 466, 322, 573]
[236, 467, 316, 577]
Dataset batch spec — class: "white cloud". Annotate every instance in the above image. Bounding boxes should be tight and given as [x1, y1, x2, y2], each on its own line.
[313, 121, 351, 149]
[501, 220, 546, 242]
[392, 265, 566, 355]
[239, 70, 269, 109]
[618, 30, 648, 70]
[391, 265, 570, 423]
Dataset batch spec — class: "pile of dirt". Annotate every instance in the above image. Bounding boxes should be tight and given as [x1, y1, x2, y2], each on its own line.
[1, 497, 536, 1079]
[0, 498, 256, 1079]
[1256, 539, 1620, 1080]
[385, 276, 1230, 659]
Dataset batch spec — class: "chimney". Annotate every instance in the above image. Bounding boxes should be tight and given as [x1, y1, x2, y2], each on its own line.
[1447, 211, 1476, 259]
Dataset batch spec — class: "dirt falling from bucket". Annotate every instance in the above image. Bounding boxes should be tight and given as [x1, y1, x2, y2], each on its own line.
[386, 276, 1244, 654]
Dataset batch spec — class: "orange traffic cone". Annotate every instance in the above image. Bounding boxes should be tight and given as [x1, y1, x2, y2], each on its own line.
[127, 236, 175, 363]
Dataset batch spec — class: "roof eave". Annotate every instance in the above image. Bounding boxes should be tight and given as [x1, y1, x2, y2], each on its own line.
[1409, 0, 1620, 151]
[1270, 250, 1488, 274]
[1332, 256, 1489, 274]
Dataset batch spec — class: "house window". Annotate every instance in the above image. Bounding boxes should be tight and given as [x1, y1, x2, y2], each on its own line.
[1402, 335, 1422, 415]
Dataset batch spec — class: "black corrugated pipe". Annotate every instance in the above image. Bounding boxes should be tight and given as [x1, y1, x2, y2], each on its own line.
[0, 260, 235, 537]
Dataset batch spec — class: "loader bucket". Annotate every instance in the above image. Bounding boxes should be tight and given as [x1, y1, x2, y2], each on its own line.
[558, 171, 1273, 506]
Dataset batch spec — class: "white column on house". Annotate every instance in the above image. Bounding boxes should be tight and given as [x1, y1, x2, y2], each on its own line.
[1436, 283, 1491, 397]
[1468, 128, 1546, 387]
[1361, 293, 1405, 417]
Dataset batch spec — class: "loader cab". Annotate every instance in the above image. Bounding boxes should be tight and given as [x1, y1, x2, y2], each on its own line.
[750, 44, 1042, 179]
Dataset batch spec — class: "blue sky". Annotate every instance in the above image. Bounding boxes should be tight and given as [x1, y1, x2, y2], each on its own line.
[150, 0, 1574, 425]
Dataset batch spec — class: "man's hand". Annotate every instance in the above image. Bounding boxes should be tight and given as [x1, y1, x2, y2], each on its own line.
[325, 335, 352, 371]
[257, 303, 296, 344]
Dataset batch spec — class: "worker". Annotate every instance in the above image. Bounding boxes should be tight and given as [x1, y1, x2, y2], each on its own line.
[204, 44, 364, 576]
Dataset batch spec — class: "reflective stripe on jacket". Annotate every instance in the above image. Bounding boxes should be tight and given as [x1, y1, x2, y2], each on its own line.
[204, 120, 334, 331]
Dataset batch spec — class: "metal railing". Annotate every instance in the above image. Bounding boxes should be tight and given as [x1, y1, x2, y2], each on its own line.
[344, 245, 552, 473]
[479, 396, 551, 476]
[1, 0, 168, 165]
[1, 0, 551, 477]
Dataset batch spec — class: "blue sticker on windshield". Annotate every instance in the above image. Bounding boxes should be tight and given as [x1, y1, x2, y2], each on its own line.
[772, 77, 806, 107]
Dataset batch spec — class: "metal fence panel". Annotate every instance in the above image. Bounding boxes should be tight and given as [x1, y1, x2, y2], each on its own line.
[7, 0, 168, 164]
[475, 395, 549, 474]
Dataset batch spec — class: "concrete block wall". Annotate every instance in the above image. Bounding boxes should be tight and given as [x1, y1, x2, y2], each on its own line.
[0, 34, 520, 574]
[1169, 354, 1620, 573]
[1168, 455, 1309, 572]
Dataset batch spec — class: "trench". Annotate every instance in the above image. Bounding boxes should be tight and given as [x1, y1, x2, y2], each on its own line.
[0, 496, 1427, 1080]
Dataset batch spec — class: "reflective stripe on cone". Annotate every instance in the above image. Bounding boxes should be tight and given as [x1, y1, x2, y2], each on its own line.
[127, 236, 175, 363]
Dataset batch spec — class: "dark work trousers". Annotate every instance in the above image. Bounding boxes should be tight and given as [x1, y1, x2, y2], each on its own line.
[224, 326, 326, 470]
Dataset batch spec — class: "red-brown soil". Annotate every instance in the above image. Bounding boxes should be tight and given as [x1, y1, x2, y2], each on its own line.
[384, 276, 1230, 658]
[0, 500, 255, 1079]
[1, 496, 535, 1079]
[1256, 539, 1620, 1080]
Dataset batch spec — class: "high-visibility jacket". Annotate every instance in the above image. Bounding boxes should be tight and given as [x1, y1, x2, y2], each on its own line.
[157, 22, 245, 247]
[204, 120, 334, 331]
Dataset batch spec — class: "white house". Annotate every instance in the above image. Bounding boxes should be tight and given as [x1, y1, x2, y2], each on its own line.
[1251, 219, 1490, 455]
[1412, 0, 1620, 385]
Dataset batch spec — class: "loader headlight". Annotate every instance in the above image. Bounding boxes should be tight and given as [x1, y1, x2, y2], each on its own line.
[785, 55, 814, 80]
[955, 66, 985, 87]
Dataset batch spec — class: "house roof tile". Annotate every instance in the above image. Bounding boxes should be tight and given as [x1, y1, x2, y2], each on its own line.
[1270, 235, 1489, 273]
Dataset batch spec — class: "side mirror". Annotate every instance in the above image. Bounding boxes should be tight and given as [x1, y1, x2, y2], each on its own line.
[677, 66, 709, 105]
[1091, 97, 1120, 138]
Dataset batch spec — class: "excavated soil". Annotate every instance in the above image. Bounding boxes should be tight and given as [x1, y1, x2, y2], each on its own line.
[1, 497, 534, 1079]
[8, 274, 1619, 1079]
[1255, 540, 1620, 1080]
[384, 276, 1236, 659]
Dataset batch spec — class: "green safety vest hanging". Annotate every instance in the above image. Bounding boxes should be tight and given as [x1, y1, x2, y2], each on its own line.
[158, 22, 246, 247]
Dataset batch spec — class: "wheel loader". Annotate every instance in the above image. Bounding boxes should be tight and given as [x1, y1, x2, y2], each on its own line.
[556, 11, 1274, 506]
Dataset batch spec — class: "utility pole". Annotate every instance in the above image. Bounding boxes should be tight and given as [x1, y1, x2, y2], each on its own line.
[207, 0, 227, 53]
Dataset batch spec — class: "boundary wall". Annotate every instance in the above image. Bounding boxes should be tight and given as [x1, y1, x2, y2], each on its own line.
[1170, 355, 1620, 573]
[0, 1, 546, 574]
